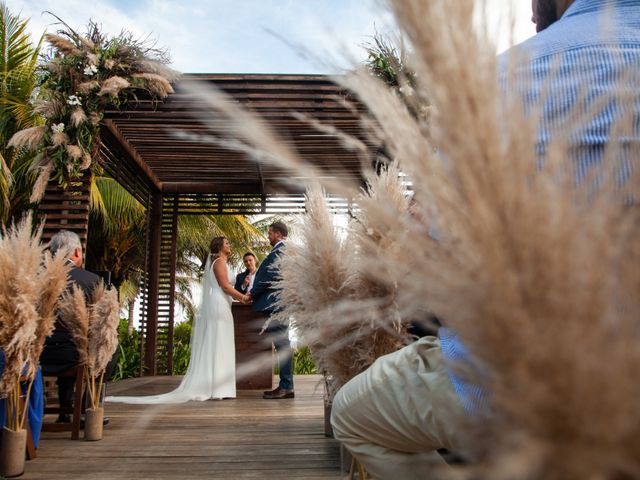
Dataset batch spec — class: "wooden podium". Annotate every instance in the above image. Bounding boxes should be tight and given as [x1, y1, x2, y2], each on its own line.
[232, 304, 274, 390]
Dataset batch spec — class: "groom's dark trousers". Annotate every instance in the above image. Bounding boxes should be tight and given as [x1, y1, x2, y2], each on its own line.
[251, 241, 293, 391]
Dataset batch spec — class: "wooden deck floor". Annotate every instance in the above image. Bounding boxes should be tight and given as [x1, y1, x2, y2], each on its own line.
[26, 375, 342, 479]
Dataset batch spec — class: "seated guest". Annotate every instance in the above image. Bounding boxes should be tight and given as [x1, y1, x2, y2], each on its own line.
[234, 252, 258, 294]
[331, 0, 640, 478]
[40, 231, 101, 423]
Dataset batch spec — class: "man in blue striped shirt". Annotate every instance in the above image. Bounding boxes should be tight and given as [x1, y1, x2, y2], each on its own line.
[331, 1, 640, 479]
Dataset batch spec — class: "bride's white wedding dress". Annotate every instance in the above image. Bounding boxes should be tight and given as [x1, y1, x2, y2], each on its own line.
[106, 256, 236, 403]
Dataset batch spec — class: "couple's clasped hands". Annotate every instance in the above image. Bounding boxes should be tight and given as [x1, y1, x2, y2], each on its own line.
[240, 293, 252, 305]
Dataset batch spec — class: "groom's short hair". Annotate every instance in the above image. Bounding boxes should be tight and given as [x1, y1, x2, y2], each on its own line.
[269, 221, 288, 237]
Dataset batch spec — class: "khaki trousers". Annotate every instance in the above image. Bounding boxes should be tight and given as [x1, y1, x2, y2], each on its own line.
[330, 336, 464, 480]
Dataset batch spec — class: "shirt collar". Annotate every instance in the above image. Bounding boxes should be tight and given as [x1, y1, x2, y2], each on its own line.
[273, 240, 286, 250]
[564, 0, 637, 18]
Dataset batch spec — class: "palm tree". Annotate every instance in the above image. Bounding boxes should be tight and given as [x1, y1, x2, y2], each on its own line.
[0, 3, 43, 224]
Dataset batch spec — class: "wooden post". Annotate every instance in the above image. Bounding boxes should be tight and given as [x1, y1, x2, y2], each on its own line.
[165, 197, 179, 374]
[144, 191, 162, 375]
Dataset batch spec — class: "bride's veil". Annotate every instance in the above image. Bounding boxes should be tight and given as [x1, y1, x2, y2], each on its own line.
[187, 254, 216, 374]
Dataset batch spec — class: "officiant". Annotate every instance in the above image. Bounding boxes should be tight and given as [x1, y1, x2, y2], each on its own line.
[234, 252, 258, 294]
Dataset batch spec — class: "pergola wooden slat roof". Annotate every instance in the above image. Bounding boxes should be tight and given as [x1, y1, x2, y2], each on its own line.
[101, 73, 375, 199]
[95, 73, 377, 375]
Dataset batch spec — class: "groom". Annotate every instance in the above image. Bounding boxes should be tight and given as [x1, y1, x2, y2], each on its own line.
[250, 221, 294, 399]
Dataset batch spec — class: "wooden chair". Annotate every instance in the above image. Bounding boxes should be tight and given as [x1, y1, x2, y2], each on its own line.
[41, 366, 84, 440]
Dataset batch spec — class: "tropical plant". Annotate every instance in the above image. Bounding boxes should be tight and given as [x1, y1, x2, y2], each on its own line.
[171, 341, 191, 375]
[111, 319, 140, 381]
[172, 321, 192, 375]
[0, 3, 43, 225]
[363, 32, 414, 89]
[293, 346, 317, 375]
[8, 19, 178, 201]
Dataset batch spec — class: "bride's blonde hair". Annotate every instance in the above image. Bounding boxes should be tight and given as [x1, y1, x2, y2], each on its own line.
[209, 236, 226, 261]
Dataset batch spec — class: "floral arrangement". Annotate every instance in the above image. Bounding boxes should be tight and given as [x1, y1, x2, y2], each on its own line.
[57, 281, 120, 410]
[8, 20, 179, 202]
[0, 214, 70, 431]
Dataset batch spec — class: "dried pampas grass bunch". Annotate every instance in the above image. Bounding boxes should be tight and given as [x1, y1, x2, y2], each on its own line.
[8, 18, 179, 201]
[0, 214, 70, 431]
[58, 282, 120, 410]
[270, 185, 358, 396]
[182, 0, 640, 477]
[272, 171, 408, 398]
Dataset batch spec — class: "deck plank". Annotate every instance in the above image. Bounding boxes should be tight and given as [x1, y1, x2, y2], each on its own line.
[26, 375, 341, 479]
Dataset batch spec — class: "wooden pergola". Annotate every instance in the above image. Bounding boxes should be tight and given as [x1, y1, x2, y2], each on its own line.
[39, 74, 376, 375]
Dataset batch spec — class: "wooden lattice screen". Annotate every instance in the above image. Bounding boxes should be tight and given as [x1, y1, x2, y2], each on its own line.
[37, 173, 92, 249]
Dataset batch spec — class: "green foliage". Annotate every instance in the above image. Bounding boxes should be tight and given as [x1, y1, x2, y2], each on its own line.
[293, 346, 318, 375]
[172, 341, 191, 375]
[173, 321, 192, 345]
[363, 33, 414, 88]
[0, 3, 42, 224]
[172, 321, 192, 375]
[111, 319, 140, 381]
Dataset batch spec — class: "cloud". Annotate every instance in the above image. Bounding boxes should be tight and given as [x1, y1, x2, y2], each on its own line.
[8, 0, 391, 73]
[7, 0, 533, 73]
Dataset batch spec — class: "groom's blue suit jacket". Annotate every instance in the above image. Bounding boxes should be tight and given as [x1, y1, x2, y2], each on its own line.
[251, 241, 285, 315]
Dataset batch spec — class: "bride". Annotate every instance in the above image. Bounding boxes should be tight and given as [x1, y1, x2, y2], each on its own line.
[106, 236, 250, 404]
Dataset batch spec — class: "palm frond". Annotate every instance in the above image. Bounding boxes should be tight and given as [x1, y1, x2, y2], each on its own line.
[91, 176, 144, 235]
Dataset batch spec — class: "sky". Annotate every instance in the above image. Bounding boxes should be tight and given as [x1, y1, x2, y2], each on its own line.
[8, 0, 536, 74]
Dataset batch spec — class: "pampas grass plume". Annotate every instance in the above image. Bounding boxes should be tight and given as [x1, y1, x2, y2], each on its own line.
[29, 163, 53, 204]
[78, 81, 100, 95]
[87, 284, 120, 374]
[34, 99, 63, 119]
[57, 285, 89, 365]
[30, 250, 71, 371]
[133, 72, 175, 98]
[66, 144, 82, 160]
[45, 34, 82, 56]
[70, 108, 87, 127]
[80, 152, 92, 170]
[99, 76, 130, 96]
[86, 52, 99, 66]
[0, 215, 46, 393]
[7, 126, 46, 150]
[51, 131, 70, 147]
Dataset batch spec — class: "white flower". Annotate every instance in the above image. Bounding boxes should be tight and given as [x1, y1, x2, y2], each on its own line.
[83, 64, 98, 76]
[67, 95, 82, 106]
[51, 123, 65, 133]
